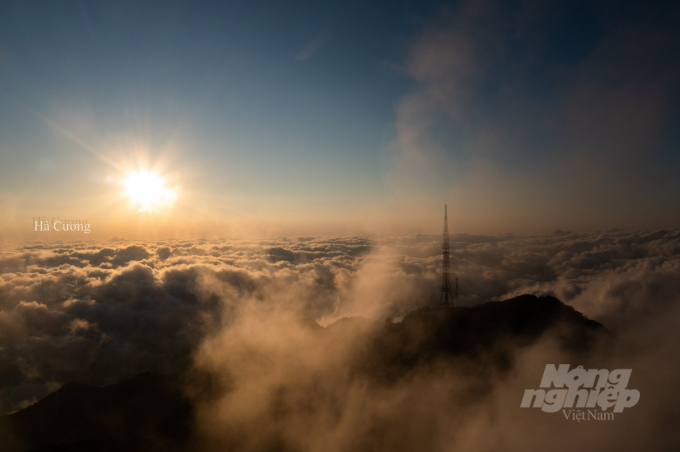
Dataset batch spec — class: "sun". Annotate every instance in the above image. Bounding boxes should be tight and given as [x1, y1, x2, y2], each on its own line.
[123, 170, 177, 211]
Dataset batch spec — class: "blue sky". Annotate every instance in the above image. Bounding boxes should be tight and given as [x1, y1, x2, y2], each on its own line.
[1, 0, 679, 239]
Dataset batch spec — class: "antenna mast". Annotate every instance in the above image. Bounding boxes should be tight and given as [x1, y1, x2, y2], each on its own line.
[440, 203, 454, 307]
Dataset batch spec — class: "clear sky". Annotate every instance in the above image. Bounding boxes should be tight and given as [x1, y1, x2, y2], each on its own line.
[1, 0, 679, 240]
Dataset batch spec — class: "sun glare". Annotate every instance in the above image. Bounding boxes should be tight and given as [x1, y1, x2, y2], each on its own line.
[123, 170, 177, 211]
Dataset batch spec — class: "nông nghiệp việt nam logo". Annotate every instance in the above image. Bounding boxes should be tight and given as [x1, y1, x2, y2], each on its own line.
[521, 364, 639, 421]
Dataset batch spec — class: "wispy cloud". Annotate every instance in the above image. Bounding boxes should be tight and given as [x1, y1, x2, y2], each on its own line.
[385, 0, 680, 229]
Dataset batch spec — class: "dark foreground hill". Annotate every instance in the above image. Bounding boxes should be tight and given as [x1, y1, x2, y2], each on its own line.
[0, 295, 605, 452]
[0, 372, 192, 452]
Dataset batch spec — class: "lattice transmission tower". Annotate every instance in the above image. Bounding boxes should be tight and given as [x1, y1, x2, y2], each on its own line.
[440, 203, 457, 307]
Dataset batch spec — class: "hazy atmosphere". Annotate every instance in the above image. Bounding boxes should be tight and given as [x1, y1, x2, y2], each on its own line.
[1, 1, 679, 451]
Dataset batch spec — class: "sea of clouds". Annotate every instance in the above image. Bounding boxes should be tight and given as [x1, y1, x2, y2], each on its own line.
[1, 229, 680, 450]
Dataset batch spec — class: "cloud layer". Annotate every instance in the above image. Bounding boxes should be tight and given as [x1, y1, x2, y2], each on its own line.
[1, 229, 680, 449]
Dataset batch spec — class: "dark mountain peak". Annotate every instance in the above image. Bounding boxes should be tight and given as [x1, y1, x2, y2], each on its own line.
[398, 294, 604, 355]
[401, 294, 599, 329]
[303, 294, 605, 385]
[2, 295, 605, 452]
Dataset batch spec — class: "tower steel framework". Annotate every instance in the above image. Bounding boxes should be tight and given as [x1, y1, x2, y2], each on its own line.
[440, 204, 457, 307]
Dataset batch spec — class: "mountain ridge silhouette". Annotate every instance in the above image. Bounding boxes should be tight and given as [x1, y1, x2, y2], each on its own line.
[0, 294, 605, 452]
